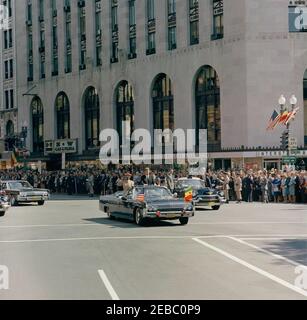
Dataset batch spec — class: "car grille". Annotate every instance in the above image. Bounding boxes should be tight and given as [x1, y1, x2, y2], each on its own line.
[158, 207, 183, 212]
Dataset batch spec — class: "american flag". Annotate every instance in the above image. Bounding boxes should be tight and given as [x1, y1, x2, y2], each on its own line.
[136, 193, 145, 202]
[266, 110, 280, 130]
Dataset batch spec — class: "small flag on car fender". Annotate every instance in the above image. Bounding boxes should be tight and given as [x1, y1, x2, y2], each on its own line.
[136, 193, 145, 202]
[184, 187, 193, 202]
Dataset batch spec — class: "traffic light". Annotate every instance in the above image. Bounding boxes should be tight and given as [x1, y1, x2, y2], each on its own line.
[280, 130, 289, 150]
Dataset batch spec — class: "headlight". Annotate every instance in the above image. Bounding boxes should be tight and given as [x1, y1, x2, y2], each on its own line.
[184, 205, 194, 211]
[19, 192, 26, 197]
[218, 191, 225, 197]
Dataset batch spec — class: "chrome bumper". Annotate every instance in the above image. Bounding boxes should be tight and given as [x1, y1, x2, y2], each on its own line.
[17, 195, 49, 202]
[193, 198, 221, 208]
[145, 211, 194, 219]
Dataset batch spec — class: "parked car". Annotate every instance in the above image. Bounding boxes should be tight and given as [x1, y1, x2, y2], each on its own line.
[174, 177, 224, 211]
[100, 186, 195, 226]
[0, 191, 10, 217]
[0, 180, 50, 206]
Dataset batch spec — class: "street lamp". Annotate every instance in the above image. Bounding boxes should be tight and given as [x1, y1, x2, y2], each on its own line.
[289, 94, 297, 110]
[278, 94, 286, 111]
[278, 94, 298, 159]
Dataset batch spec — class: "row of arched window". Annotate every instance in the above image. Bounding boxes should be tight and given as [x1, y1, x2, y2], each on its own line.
[30, 65, 221, 153]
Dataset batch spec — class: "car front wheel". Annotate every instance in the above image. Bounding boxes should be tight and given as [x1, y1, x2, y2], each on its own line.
[37, 201, 45, 206]
[179, 217, 189, 225]
[106, 207, 115, 220]
[135, 208, 145, 226]
[212, 206, 220, 211]
[0, 211, 5, 217]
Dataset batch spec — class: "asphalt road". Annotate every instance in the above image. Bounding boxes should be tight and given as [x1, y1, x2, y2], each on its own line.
[0, 196, 306, 300]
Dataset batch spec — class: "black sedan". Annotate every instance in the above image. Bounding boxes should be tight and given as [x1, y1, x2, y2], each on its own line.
[174, 178, 223, 211]
[99, 186, 195, 226]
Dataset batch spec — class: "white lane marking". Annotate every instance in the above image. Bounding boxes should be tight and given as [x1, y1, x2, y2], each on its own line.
[1, 222, 306, 229]
[192, 237, 307, 298]
[0, 235, 225, 244]
[98, 269, 120, 300]
[227, 236, 303, 267]
[1, 234, 307, 244]
[191, 222, 307, 225]
[198, 234, 307, 238]
[240, 237, 307, 241]
[0, 223, 98, 229]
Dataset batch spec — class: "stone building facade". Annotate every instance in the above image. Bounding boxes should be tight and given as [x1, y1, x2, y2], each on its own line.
[0, 0, 17, 141]
[1, 0, 307, 169]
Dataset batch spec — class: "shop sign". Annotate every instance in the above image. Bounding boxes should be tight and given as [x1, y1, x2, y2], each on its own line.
[44, 139, 77, 154]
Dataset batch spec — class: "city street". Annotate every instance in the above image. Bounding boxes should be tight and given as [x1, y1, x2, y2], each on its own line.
[0, 198, 307, 300]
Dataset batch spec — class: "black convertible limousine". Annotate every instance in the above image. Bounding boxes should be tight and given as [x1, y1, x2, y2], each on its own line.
[99, 186, 195, 226]
[174, 177, 224, 211]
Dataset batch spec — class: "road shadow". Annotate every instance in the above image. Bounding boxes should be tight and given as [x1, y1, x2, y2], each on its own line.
[261, 239, 307, 266]
[84, 217, 180, 228]
[14, 203, 39, 207]
[278, 208, 307, 211]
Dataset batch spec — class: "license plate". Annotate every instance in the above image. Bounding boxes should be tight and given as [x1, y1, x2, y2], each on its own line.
[29, 197, 41, 201]
[208, 202, 216, 207]
[164, 214, 178, 219]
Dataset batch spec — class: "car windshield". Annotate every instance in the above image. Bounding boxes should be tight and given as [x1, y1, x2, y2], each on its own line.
[135, 187, 173, 200]
[8, 181, 33, 189]
[176, 179, 206, 189]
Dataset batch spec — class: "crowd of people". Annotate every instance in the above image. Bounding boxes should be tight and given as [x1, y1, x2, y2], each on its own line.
[0, 166, 306, 203]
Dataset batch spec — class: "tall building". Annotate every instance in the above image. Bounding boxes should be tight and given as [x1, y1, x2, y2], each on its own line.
[0, 0, 17, 147]
[1, 0, 307, 170]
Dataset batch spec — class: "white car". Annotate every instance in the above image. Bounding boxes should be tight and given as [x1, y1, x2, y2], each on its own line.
[0, 180, 50, 206]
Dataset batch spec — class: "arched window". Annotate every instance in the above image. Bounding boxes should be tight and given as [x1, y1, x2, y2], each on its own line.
[6, 120, 14, 137]
[115, 81, 134, 145]
[31, 97, 44, 153]
[84, 87, 100, 149]
[195, 65, 221, 151]
[304, 70, 307, 146]
[55, 92, 70, 139]
[152, 73, 174, 132]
